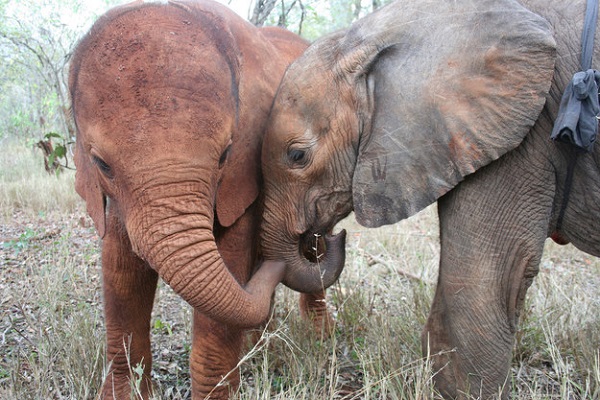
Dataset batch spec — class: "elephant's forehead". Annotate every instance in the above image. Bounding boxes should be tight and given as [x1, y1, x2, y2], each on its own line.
[72, 55, 233, 120]
[268, 108, 305, 143]
[71, 43, 236, 143]
[78, 118, 157, 151]
[75, 103, 232, 147]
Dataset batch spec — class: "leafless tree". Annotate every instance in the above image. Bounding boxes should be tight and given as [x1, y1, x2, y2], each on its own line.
[250, 0, 279, 26]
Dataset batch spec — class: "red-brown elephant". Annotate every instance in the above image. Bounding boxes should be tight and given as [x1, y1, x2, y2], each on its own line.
[69, 1, 340, 398]
[260, 0, 599, 398]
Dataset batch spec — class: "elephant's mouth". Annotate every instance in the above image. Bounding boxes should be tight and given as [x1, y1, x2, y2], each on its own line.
[282, 227, 347, 293]
[298, 203, 352, 264]
[300, 231, 327, 263]
[299, 228, 345, 264]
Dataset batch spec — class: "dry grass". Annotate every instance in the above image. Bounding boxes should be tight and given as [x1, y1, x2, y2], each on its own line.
[1, 140, 599, 399]
[0, 139, 80, 220]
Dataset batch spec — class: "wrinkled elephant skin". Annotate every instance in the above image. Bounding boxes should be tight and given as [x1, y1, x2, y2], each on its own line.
[261, 0, 599, 398]
[69, 1, 313, 398]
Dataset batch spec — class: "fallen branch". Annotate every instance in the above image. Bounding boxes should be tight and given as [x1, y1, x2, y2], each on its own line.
[365, 252, 433, 285]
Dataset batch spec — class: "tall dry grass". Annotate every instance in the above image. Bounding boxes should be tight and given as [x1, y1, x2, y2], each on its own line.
[0, 139, 80, 220]
[1, 140, 598, 399]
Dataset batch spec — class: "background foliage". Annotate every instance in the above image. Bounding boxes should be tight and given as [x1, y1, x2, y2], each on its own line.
[0, 0, 387, 174]
[0, 0, 118, 171]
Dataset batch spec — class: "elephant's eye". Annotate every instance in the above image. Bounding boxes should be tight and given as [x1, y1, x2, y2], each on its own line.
[287, 148, 307, 167]
[219, 144, 231, 168]
[93, 156, 113, 178]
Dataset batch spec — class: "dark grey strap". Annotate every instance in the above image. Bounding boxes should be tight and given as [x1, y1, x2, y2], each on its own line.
[582, 0, 599, 70]
[552, 0, 598, 234]
[551, 0, 599, 152]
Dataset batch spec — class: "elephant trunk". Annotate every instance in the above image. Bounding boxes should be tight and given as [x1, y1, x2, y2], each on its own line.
[127, 182, 281, 328]
[261, 211, 346, 293]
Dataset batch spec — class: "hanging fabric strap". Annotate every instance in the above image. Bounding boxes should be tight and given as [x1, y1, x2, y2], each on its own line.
[551, 0, 599, 151]
[582, 0, 599, 70]
[551, 0, 599, 236]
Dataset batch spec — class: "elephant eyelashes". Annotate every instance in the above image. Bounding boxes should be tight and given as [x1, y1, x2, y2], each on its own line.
[93, 156, 113, 178]
[287, 148, 307, 167]
[218, 144, 231, 168]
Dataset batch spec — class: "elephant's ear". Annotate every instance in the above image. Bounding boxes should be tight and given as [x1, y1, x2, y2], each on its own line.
[215, 22, 304, 227]
[350, 0, 557, 227]
[74, 139, 106, 238]
[216, 128, 261, 228]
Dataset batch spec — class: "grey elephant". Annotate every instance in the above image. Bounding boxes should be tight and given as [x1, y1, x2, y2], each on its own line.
[259, 0, 599, 398]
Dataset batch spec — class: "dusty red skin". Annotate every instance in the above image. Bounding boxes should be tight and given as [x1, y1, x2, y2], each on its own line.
[69, 1, 324, 398]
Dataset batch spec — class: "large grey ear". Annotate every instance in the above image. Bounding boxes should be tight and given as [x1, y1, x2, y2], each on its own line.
[349, 0, 556, 228]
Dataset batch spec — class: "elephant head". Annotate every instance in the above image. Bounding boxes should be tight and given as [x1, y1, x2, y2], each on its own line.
[261, 0, 557, 293]
[70, 0, 289, 328]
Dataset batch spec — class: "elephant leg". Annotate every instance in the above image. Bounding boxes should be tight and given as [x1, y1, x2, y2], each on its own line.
[424, 166, 548, 399]
[190, 311, 245, 399]
[187, 205, 256, 398]
[101, 213, 158, 399]
[299, 291, 335, 336]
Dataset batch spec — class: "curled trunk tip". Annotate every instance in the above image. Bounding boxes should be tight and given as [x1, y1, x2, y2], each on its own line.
[283, 229, 347, 293]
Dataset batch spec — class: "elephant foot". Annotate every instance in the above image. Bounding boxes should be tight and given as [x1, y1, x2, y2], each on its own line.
[192, 379, 238, 400]
[422, 314, 459, 399]
[101, 371, 153, 400]
[299, 291, 335, 337]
